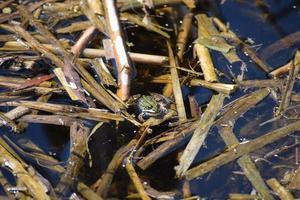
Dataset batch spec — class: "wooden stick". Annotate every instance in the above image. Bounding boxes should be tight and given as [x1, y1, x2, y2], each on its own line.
[17, 114, 82, 127]
[269, 60, 293, 77]
[167, 41, 187, 122]
[1, 41, 168, 65]
[76, 182, 103, 200]
[71, 26, 97, 57]
[190, 78, 236, 94]
[229, 194, 261, 200]
[176, 12, 193, 61]
[0, 101, 124, 122]
[103, 0, 133, 101]
[276, 51, 300, 116]
[266, 178, 294, 200]
[194, 43, 217, 82]
[55, 122, 90, 196]
[176, 94, 225, 177]
[125, 160, 151, 200]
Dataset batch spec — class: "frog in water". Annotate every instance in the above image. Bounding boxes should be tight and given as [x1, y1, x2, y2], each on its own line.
[127, 93, 171, 122]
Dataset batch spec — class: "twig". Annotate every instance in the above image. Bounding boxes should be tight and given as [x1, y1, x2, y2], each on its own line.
[176, 12, 193, 61]
[125, 159, 151, 200]
[176, 94, 225, 177]
[266, 178, 294, 200]
[103, 0, 133, 101]
[167, 41, 187, 122]
[276, 51, 300, 116]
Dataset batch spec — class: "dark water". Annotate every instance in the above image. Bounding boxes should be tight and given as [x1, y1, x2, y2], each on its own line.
[0, 0, 300, 199]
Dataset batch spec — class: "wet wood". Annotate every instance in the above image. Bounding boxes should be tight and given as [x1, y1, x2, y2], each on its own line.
[167, 41, 187, 122]
[0, 101, 124, 122]
[176, 94, 225, 177]
[55, 122, 90, 196]
[76, 182, 103, 200]
[103, 0, 133, 101]
[288, 167, 300, 190]
[176, 12, 193, 61]
[276, 51, 300, 116]
[266, 178, 294, 200]
[0, 41, 168, 65]
[190, 78, 237, 94]
[229, 194, 261, 200]
[0, 142, 50, 200]
[125, 160, 151, 200]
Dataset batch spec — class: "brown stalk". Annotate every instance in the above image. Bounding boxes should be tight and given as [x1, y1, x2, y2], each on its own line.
[55, 122, 90, 196]
[176, 12, 193, 61]
[71, 26, 98, 58]
[103, 0, 133, 101]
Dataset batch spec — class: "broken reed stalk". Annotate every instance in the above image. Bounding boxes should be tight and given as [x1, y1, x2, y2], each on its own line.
[0, 93, 54, 128]
[1, 41, 168, 65]
[288, 167, 300, 190]
[0, 143, 50, 200]
[238, 79, 283, 89]
[80, 0, 106, 34]
[71, 26, 97, 57]
[194, 43, 217, 82]
[215, 88, 270, 125]
[214, 88, 274, 200]
[176, 12, 193, 61]
[167, 41, 187, 122]
[76, 182, 103, 200]
[266, 178, 294, 200]
[176, 94, 225, 177]
[125, 160, 151, 200]
[185, 120, 300, 180]
[120, 12, 170, 38]
[0, 101, 123, 122]
[17, 114, 82, 127]
[194, 15, 218, 82]
[190, 79, 236, 94]
[228, 194, 261, 200]
[276, 51, 300, 116]
[118, 0, 195, 11]
[55, 122, 90, 196]
[269, 60, 293, 77]
[103, 0, 133, 101]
